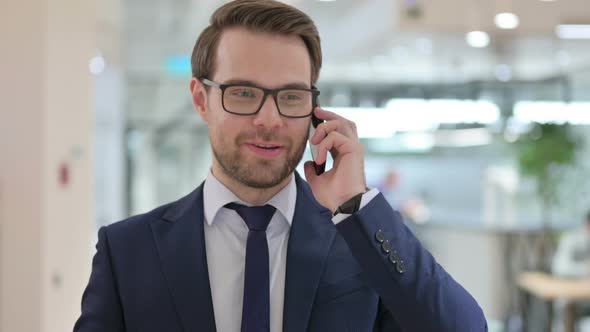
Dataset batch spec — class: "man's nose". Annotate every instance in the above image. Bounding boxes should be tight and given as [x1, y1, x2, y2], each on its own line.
[252, 94, 283, 128]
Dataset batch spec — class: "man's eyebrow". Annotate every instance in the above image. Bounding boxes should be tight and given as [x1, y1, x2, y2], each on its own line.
[223, 79, 311, 90]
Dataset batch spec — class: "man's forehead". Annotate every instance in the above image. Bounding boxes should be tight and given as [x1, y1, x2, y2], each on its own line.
[217, 27, 304, 46]
[222, 78, 311, 90]
[213, 28, 312, 86]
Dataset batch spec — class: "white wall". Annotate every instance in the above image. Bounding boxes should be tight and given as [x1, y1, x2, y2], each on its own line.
[0, 0, 95, 331]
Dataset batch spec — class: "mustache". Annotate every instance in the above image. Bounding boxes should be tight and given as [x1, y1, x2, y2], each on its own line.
[236, 129, 290, 144]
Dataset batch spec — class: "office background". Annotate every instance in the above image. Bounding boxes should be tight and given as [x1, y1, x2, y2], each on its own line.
[1, 0, 589, 331]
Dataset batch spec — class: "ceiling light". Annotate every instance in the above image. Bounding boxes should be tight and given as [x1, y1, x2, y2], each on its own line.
[514, 101, 590, 124]
[89, 55, 106, 75]
[366, 135, 434, 153]
[466, 31, 490, 48]
[326, 99, 501, 138]
[495, 13, 520, 29]
[556, 24, 590, 39]
[435, 128, 493, 147]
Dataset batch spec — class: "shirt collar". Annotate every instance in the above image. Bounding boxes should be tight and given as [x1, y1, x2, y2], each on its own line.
[203, 170, 296, 226]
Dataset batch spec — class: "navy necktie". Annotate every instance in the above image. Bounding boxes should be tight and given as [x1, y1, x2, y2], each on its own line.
[225, 202, 276, 332]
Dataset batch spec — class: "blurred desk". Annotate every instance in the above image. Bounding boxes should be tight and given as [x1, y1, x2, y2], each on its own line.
[518, 272, 590, 332]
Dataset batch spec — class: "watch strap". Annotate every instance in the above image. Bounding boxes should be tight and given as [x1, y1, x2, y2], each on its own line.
[334, 191, 365, 215]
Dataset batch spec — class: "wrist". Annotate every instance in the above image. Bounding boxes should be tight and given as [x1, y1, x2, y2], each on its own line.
[332, 187, 370, 215]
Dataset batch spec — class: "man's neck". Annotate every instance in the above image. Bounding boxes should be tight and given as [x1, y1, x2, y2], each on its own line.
[210, 166, 292, 206]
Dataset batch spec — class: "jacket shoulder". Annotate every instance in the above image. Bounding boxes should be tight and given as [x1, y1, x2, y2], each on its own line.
[103, 184, 203, 238]
[104, 203, 172, 235]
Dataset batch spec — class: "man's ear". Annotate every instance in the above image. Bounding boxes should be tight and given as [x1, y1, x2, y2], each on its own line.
[190, 78, 208, 123]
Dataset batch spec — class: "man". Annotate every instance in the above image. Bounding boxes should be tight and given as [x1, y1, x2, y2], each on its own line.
[74, 1, 487, 331]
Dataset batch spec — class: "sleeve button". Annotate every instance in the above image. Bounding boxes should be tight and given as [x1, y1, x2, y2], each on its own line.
[388, 251, 400, 264]
[381, 240, 392, 253]
[375, 230, 385, 243]
[396, 260, 407, 274]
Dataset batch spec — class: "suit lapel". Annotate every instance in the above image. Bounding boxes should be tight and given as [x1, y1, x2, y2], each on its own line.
[150, 184, 217, 332]
[148, 173, 334, 332]
[283, 173, 336, 332]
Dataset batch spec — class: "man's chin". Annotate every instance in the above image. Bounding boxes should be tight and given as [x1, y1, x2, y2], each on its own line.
[213, 142, 305, 189]
[239, 176, 286, 189]
[237, 163, 293, 189]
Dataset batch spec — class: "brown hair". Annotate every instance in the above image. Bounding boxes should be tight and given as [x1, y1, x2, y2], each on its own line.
[190, 0, 322, 84]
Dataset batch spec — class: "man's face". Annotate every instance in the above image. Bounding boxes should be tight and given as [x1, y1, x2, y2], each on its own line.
[195, 28, 312, 188]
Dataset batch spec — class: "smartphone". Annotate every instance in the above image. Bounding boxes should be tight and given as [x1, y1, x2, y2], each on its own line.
[309, 112, 326, 175]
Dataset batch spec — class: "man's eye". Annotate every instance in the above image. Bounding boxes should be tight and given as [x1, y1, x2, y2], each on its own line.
[280, 91, 305, 101]
[238, 91, 253, 97]
[230, 88, 257, 98]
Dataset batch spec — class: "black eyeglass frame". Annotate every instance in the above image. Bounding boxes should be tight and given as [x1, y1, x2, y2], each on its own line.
[201, 78, 320, 118]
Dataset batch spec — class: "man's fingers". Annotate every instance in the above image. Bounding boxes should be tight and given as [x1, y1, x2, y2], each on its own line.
[311, 117, 359, 144]
[314, 107, 344, 121]
[315, 131, 354, 165]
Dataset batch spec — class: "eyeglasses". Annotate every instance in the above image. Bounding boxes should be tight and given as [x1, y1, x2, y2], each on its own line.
[201, 78, 320, 118]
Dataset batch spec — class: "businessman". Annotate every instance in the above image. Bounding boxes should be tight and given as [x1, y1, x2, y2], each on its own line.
[74, 0, 487, 331]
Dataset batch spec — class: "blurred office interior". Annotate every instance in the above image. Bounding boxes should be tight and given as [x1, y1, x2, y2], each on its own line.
[1, 0, 590, 331]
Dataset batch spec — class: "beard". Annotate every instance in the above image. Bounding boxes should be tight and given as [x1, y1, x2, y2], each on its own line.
[211, 126, 308, 189]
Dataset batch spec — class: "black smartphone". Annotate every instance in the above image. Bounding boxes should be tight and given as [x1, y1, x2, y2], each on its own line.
[309, 112, 326, 175]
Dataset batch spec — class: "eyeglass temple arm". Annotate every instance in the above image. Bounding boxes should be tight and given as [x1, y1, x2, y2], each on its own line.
[201, 78, 220, 88]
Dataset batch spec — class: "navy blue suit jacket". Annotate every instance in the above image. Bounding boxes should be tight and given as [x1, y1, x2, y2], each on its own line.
[74, 173, 487, 331]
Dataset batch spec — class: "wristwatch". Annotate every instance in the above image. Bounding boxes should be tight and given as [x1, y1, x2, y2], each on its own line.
[334, 191, 366, 215]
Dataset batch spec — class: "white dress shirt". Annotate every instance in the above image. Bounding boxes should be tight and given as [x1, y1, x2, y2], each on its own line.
[203, 171, 379, 332]
[203, 171, 295, 332]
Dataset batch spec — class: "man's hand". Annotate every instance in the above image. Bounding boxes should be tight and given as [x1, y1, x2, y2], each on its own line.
[303, 107, 367, 213]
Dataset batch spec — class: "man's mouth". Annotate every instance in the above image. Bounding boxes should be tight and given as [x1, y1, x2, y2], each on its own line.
[253, 143, 281, 150]
[245, 142, 285, 157]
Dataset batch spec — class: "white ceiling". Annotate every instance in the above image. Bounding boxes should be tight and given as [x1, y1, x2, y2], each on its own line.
[97, 0, 590, 123]
[398, 0, 590, 35]
[116, 0, 590, 81]
[309, 0, 590, 83]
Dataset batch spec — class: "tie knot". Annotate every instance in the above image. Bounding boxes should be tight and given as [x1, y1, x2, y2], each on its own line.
[225, 203, 276, 231]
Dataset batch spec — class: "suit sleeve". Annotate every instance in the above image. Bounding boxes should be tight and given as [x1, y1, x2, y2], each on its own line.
[334, 193, 488, 332]
[73, 226, 125, 332]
